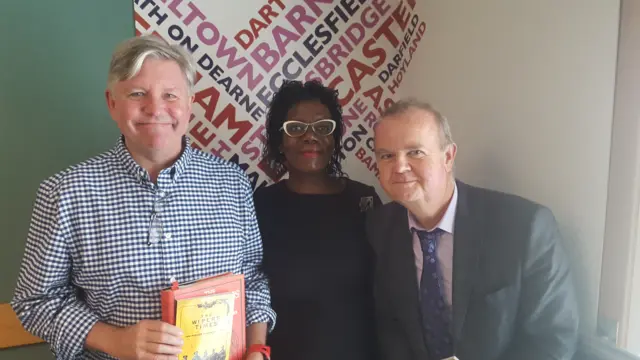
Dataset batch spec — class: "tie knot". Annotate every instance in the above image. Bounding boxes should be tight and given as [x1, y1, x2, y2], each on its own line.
[413, 228, 443, 254]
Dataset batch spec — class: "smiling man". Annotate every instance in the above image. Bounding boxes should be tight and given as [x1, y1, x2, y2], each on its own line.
[367, 99, 579, 360]
[11, 35, 274, 360]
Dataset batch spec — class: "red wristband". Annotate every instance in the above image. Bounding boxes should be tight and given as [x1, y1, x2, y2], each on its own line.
[247, 344, 271, 360]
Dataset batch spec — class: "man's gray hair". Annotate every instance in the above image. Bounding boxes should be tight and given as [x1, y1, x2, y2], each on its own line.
[107, 35, 196, 93]
[380, 98, 454, 149]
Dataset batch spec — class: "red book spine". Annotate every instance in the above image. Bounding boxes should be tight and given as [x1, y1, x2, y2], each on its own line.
[160, 290, 176, 324]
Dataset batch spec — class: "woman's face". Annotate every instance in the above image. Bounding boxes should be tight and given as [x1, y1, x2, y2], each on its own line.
[280, 100, 335, 174]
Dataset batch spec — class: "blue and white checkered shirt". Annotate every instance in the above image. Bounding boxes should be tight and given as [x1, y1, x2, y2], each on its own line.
[11, 136, 276, 359]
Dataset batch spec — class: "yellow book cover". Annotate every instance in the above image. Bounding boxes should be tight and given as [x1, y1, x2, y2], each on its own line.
[175, 292, 236, 360]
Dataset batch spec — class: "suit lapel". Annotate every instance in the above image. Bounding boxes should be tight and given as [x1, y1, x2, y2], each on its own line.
[386, 203, 428, 358]
[452, 181, 482, 344]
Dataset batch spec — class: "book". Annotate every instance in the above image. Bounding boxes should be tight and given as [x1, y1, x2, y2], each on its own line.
[176, 292, 235, 360]
[161, 273, 246, 360]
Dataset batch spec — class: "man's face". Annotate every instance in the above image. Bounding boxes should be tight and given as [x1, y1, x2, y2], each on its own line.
[106, 58, 193, 157]
[374, 108, 456, 207]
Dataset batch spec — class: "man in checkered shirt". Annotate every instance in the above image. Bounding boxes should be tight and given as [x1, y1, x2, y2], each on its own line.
[11, 35, 275, 360]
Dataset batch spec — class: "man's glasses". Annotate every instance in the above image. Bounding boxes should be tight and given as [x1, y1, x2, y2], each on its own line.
[148, 193, 169, 245]
[280, 119, 336, 138]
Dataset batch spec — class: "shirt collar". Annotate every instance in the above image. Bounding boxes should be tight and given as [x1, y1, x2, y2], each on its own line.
[114, 135, 193, 182]
[407, 182, 458, 234]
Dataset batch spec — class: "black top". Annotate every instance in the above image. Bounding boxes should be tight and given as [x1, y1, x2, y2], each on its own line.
[253, 178, 381, 360]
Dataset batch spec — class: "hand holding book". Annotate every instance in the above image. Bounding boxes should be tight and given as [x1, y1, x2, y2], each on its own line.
[119, 320, 184, 359]
[86, 319, 184, 360]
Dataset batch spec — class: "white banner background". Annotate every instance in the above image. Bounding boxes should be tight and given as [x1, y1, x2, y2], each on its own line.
[134, 0, 427, 200]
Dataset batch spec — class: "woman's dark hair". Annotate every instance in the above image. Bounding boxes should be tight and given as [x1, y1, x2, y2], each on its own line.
[263, 79, 345, 177]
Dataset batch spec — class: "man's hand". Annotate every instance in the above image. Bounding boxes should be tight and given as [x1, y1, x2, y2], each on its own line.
[86, 320, 183, 360]
[114, 320, 183, 359]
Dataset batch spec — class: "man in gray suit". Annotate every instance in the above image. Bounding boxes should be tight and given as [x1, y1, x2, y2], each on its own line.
[368, 99, 579, 360]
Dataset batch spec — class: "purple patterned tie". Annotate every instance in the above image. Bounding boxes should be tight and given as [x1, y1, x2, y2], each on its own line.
[413, 228, 454, 359]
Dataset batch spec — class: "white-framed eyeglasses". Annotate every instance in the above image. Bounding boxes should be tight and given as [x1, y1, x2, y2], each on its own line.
[148, 194, 169, 245]
[280, 119, 336, 138]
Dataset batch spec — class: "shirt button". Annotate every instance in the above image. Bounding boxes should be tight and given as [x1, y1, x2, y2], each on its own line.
[164, 233, 172, 240]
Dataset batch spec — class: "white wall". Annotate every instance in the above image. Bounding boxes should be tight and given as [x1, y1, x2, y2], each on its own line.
[400, 0, 620, 333]
[600, 0, 640, 354]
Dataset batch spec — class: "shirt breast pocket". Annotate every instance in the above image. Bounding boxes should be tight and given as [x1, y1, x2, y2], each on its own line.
[183, 211, 245, 279]
[73, 220, 165, 295]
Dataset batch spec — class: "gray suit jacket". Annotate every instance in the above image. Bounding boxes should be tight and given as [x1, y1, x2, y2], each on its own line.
[366, 180, 579, 360]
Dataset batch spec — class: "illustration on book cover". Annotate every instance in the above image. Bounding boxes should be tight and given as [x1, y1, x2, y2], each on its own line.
[176, 292, 236, 360]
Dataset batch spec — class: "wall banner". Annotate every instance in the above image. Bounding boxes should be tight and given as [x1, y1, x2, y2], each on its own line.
[133, 0, 427, 191]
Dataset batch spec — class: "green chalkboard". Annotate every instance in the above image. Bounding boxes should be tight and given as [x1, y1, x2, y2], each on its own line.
[0, 1, 134, 357]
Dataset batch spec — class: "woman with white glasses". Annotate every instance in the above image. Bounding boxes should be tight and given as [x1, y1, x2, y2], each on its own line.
[253, 80, 382, 360]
